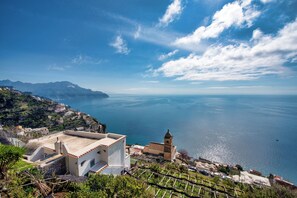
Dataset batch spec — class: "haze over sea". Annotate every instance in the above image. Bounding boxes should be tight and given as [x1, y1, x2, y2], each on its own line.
[63, 95, 297, 183]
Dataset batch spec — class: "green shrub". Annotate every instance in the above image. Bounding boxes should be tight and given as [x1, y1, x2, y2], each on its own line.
[0, 145, 25, 179]
[69, 174, 153, 198]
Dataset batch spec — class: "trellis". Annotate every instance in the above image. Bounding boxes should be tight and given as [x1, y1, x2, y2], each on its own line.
[132, 166, 244, 198]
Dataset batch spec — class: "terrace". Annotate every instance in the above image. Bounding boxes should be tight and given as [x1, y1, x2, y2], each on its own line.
[89, 161, 108, 173]
[26, 130, 125, 157]
[128, 158, 271, 198]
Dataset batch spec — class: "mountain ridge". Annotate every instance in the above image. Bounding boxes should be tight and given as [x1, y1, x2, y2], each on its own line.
[0, 80, 108, 100]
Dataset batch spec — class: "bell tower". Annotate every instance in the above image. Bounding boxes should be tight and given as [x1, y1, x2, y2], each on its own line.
[164, 129, 173, 161]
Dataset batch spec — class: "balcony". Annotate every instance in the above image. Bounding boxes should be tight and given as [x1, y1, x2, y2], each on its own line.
[89, 161, 108, 173]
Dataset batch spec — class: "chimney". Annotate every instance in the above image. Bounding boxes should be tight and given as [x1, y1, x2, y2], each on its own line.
[54, 137, 61, 154]
[60, 141, 65, 154]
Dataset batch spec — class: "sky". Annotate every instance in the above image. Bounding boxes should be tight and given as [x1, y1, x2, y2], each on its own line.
[0, 0, 297, 95]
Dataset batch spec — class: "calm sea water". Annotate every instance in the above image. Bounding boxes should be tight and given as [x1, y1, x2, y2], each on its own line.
[63, 95, 297, 183]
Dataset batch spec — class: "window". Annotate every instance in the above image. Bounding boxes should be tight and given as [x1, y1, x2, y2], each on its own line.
[90, 159, 95, 167]
[81, 160, 86, 167]
[97, 151, 101, 154]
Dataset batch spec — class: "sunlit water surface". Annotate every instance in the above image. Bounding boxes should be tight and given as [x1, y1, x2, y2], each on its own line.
[63, 95, 297, 183]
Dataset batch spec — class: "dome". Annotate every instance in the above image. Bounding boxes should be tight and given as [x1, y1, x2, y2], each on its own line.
[164, 129, 173, 138]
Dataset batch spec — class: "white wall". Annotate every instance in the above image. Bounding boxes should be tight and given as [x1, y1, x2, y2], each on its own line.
[77, 147, 101, 176]
[66, 136, 127, 176]
[68, 156, 78, 176]
[100, 146, 108, 163]
[108, 139, 125, 166]
[44, 148, 56, 155]
[64, 130, 107, 139]
[125, 154, 131, 170]
[29, 147, 44, 162]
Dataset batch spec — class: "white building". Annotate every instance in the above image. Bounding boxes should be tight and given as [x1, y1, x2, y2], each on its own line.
[232, 171, 271, 187]
[25, 130, 130, 176]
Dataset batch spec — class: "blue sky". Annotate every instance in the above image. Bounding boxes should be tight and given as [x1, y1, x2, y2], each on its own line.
[0, 0, 297, 94]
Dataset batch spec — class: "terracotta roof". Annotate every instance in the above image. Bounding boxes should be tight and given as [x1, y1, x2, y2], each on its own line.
[149, 142, 164, 145]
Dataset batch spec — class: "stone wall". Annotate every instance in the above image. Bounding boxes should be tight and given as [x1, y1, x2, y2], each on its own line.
[42, 156, 67, 177]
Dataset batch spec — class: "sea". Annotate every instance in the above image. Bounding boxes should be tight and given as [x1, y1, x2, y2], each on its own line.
[62, 94, 297, 184]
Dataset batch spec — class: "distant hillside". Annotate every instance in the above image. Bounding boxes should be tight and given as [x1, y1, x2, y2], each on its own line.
[0, 87, 104, 133]
[0, 80, 108, 100]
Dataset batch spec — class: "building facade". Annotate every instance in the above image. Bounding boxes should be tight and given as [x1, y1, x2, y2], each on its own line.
[25, 130, 130, 176]
[143, 129, 177, 161]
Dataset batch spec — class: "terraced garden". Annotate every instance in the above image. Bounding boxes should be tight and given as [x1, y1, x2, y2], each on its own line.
[130, 161, 252, 198]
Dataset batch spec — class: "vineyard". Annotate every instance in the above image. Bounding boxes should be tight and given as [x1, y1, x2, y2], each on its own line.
[130, 161, 267, 198]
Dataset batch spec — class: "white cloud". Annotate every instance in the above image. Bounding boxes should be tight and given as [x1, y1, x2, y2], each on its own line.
[159, 0, 183, 27]
[142, 65, 159, 78]
[141, 80, 160, 84]
[207, 85, 267, 89]
[190, 81, 203, 85]
[134, 25, 141, 39]
[252, 28, 263, 40]
[106, 12, 184, 49]
[71, 55, 102, 65]
[47, 64, 71, 71]
[110, 35, 130, 55]
[156, 19, 297, 81]
[128, 26, 182, 49]
[174, 0, 260, 50]
[260, 0, 273, 3]
[158, 50, 179, 61]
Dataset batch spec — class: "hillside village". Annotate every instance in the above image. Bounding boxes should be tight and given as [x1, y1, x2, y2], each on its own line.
[0, 87, 105, 141]
[0, 88, 297, 197]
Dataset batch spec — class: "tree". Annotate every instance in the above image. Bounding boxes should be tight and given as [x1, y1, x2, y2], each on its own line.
[235, 164, 243, 171]
[218, 165, 231, 175]
[178, 149, 190, 161]
[0, 144, 25, 179]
